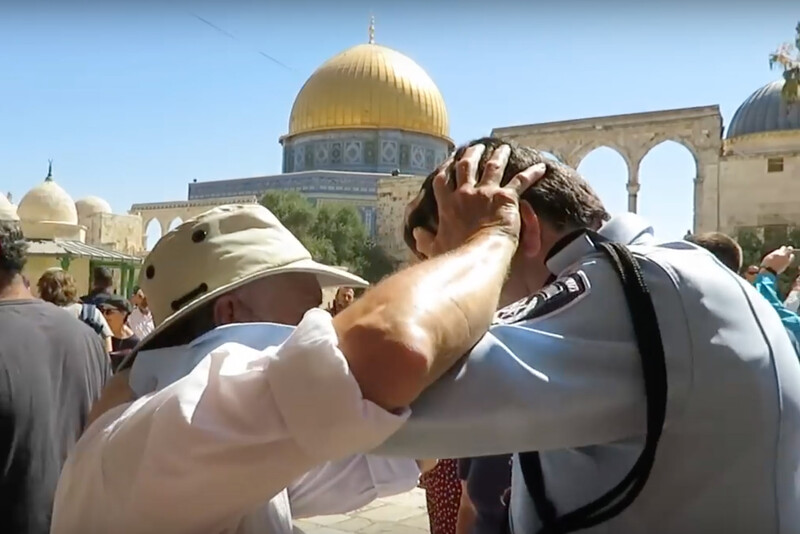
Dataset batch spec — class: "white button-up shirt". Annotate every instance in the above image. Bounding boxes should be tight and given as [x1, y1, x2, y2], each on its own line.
[51, 309, 412, 533]
[127, 307, 155, 339]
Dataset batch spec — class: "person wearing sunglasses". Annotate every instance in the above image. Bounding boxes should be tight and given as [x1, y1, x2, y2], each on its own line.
[96, 293, 140, 368]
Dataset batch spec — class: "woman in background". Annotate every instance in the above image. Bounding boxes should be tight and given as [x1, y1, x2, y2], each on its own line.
[36, 268, 113, 353]
[419, 459, 462, 534]
[95, 294, 140, 370]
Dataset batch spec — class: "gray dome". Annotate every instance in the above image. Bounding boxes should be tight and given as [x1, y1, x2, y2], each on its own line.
[726, 80, 800, 139]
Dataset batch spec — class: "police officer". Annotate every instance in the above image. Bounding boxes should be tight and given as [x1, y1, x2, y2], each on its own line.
[370, 138, 800, 534]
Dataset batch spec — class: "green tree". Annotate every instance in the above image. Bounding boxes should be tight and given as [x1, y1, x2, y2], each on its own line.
[260, 190, 317, 241]
[357, 241, 397, 283]
[260, 191, 399, 283]
[315, 205, 368, 267]
[737, 228, 764, 269]
[770, 22, 800, 104]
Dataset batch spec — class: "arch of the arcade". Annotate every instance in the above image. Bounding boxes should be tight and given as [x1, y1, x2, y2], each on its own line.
[129, 196, 259, 249]
[492, 105, 723, 233]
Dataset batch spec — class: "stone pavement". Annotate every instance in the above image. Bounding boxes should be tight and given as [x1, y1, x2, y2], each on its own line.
[294, 488, 430, 534]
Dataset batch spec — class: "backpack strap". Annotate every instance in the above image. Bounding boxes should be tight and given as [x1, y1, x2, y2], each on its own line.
[79, 303, 92, 323]
[515, 238, 669, 533]
[79, 304, 105, 336]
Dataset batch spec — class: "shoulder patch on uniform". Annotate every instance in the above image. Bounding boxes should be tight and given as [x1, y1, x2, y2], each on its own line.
[494, 271, 590, 325]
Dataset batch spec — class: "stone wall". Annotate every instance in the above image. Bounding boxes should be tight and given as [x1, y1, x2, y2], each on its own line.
[25, 256, 91, 297]
[85, 212, 145, 256]
[185, 172, 385, 236]
[21, 220, 85, 241]
[376, 175, 424, 263]
[717, 138, 800, 234]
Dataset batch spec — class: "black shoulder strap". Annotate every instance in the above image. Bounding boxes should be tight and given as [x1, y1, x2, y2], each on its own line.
[517, 240, 669, 533]
[79, 304, 105, 335]
[79, 303, 91, 322]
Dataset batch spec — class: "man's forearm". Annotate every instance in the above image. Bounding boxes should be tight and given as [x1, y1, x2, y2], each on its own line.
[334, 231, 516, 410]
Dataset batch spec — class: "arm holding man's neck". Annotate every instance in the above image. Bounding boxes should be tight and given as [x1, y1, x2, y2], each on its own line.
[333, 231, 515, 412]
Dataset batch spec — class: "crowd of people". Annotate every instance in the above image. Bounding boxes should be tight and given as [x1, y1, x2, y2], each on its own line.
[1, 137, 800, 534]
[34, 265, 155, 367]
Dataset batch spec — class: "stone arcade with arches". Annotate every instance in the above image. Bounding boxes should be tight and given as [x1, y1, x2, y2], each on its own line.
[377, 79, 800, 265]
[491, 105, 724, 233]
[376, 106, 723, 264]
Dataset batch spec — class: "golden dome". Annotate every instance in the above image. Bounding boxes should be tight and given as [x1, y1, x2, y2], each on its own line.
[18, 165, 78, 225]
[287, 42, 449, 140]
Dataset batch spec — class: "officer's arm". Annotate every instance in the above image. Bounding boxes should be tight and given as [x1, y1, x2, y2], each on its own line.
[755, 272, 800, 341]
[373, 326, 645, 458]
[373, 259, 688, 459]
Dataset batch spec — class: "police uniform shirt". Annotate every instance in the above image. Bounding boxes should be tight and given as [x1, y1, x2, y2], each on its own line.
[375, 214, 800, 534]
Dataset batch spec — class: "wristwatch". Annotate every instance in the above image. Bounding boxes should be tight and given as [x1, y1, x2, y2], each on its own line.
[760, 266, 779, 276]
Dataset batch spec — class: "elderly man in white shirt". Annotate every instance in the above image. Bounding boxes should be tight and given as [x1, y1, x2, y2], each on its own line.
[126, 285, 155, 339]
[52, 155, 543, 534]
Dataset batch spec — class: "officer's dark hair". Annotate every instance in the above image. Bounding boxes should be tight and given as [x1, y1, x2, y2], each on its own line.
[92, 266, 113, 289]
[686, 231, 742, 273]
[404, 137, 610, 253]
[0, 221, 28, 282]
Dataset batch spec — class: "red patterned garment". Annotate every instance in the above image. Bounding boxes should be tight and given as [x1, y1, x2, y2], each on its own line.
[419, 459, 462, 534]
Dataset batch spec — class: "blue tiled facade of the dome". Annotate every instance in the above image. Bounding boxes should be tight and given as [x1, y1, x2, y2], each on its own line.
[726, 80, 800, 139]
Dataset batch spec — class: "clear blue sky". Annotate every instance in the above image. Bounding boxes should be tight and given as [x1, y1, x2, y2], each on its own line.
[0, 0, 794, 244]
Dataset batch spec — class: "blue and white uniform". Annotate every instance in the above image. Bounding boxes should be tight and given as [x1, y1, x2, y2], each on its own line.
[375, 214, 800, 534]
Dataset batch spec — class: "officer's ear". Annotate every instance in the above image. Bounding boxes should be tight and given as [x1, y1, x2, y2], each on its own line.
[518, 200, 542, 259]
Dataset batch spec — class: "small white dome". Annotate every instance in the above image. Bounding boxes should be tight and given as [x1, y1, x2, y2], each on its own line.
[18, 166, 78, 225]
[0, 193, 18, 222]
[76, 196, 112, 219]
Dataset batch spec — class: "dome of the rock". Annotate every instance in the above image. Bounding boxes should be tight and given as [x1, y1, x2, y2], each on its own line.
[287, 42, 449, 141]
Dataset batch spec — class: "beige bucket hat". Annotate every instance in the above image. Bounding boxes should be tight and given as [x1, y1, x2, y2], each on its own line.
[132, 204, 368, 354]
